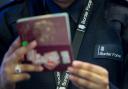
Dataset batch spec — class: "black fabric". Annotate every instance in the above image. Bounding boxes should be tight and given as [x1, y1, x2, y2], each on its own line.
[110, 0, 128, 7]
[122, 55, 128, 89]
[106, 4, 128, 89]
[0, 0, 126, 89]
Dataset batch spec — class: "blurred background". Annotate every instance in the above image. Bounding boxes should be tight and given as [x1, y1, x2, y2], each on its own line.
[0, 0, 128, 7]
[0, 0, 12, 7]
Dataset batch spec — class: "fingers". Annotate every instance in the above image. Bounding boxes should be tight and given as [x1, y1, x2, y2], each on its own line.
[68, 67, 108, 85]
[71, 61, 108, 77]
[17, 64, 43, 73]
[68, 61, 109, 89]
[4, 63, 43, 74]
[1, 40, 42, 85]
[4, 64, 44, 83]
[9, 41, 37, 63]
[9, 73, 31, 83]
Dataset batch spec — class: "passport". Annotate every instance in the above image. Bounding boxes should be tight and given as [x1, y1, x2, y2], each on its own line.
[16, 13, 74, 71]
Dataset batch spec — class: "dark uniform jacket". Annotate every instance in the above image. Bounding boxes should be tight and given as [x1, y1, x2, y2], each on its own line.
[106, 3, 128, 89]
[0, 0, 126, 89]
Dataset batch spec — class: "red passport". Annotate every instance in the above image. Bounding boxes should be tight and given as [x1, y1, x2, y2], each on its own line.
[16, 13, 74, 71]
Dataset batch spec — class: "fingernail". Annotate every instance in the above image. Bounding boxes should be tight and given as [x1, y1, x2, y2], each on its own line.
[72, 61, 81, 66]
[68, 67, 73, 72]
[29, 41, 37, 48]
[39, 66, 44, 71]
[31, 41, 37, 46]
[69, 75, 74, 80]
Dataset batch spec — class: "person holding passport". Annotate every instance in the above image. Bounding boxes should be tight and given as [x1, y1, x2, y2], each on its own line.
[0, 0, 125, 89]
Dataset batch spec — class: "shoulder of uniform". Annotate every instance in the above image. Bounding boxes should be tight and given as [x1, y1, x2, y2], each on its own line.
[0, 0, 26, 11]
[111, 0, 128, 7]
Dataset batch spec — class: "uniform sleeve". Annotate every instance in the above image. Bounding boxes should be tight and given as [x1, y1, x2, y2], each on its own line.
[0, 2, 28, 65]
[111, 4, 128, 89]
[0, 11, 13, 65]
[105, 3, 128, 89]
[122, 55, 128, 89]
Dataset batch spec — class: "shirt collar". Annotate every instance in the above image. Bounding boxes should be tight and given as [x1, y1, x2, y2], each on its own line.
[46, 0, 85, 23]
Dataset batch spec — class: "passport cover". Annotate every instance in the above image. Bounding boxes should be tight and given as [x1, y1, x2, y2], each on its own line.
[16, 13, 73, 71]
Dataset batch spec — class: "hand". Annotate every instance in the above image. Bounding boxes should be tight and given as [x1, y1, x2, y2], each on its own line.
[0, 38, 43, 88]
[68, 61, 109, 89]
